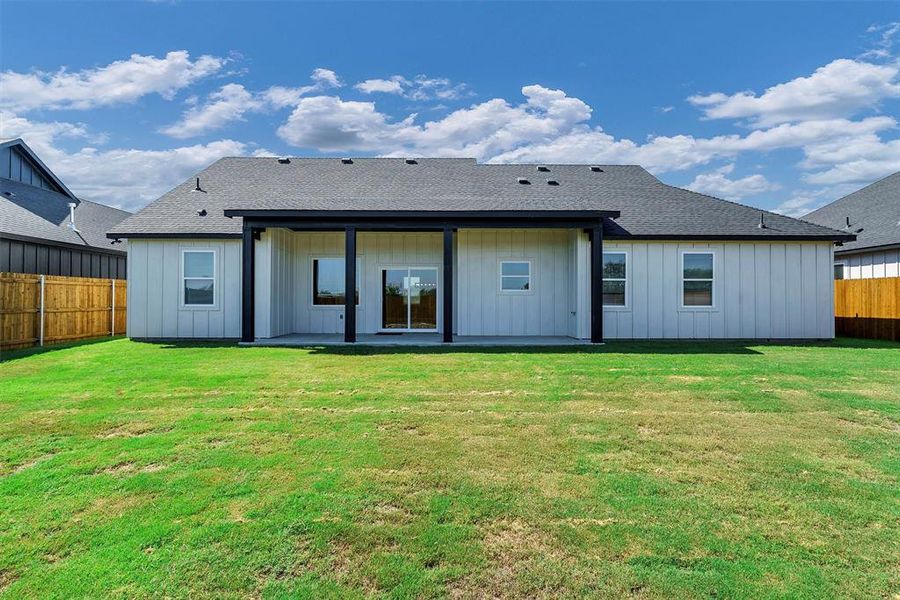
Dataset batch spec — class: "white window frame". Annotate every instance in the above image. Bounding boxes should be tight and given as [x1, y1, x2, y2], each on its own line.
[310, 256, 362, 309]
[680, 250, 716, 310]
[498, 259, 533, 294]
[602, 250, 629, 309]
[833, 260, 848, 281]
[181, 249, 217, 309]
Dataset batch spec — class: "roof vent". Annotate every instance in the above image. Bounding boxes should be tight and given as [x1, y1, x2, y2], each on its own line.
[197, 209, 208, 217]
[844, 216, 851, 229]
[341, 158, 353, 164]
[758, 212, 767, 229]
[277, 157, 291, 164]
[536, 165, 550, 172]
[546, 179, 560, 186]
[193, 177, 206, 193]
[517, 177, 531, 185]
[590, 166, 603, 173]
[405, 158, 418, 165]
[2, 191, 13, 198]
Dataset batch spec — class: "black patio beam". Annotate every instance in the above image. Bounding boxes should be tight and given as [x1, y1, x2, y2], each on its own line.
[344, 226, 357, 343]
[443, 227, 453, 343]
[590, 223, 604, 344]
[241, 222, 255, 343]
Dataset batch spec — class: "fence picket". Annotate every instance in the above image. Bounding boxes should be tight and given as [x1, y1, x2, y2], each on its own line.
[1, 273, 127, 350]
[834, 277, 900, 341]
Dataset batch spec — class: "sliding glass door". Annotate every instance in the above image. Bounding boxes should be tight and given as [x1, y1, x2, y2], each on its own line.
[381, 268, 438, 331]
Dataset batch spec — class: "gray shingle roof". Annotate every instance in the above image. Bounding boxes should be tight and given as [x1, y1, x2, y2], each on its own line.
[1, 177, 130, 253]
[803, 172, 900, 254]
[109, 157, 852, 241]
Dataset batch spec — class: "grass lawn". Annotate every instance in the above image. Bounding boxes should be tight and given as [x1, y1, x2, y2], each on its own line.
[0, 338, 898, 599]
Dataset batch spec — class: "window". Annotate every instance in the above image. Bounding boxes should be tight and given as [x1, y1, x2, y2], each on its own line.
[682, 252, 714, 307]
[602, 252, 627, 306]
[312, 258, 360, 305]
[183, 250, 215, 306]
[834, 263, 845, 280]
[500, 261, 531, 292]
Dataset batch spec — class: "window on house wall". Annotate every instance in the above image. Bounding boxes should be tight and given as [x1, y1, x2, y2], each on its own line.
[834, 263, 845, 280]
[682, 252, 714, 307]
[312, 258, 360, 305]
[500, 261, 531, 292]
[183, 250, 215, 306]
[602, 252, 627, 306]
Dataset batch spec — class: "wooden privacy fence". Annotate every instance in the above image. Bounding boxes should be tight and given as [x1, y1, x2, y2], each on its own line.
[0, 273, 127, 351]
[834, 277, 900, 342]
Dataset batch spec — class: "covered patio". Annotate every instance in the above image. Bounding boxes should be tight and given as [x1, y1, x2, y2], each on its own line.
[228, 209, 618, 345]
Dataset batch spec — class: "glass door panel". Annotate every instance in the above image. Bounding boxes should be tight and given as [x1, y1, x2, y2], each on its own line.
[381, 267, 439, 331]
[409, 269, 438, 330]
[382, 269, 408, 329]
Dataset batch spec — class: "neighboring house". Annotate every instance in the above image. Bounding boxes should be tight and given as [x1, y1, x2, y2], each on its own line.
[0, 139, 129, 278]
[803, 172, 900, 280]
[108, 158, 852, 343]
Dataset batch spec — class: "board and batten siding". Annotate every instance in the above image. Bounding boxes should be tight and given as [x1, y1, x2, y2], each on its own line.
[127, 233, 836, 341]
[836, 249, 900, 279]
[255, 230, 446, 337]
[456, 229, 573, 337]
[127, 238, 242, 338]
[596, 239, 835, 339]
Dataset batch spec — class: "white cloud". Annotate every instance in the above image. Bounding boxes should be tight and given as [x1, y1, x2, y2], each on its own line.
[0, 112, 249, 211]
[689, 58, 900, 127]
[0, 51, 225, 111]
[160, 83, 262, 139]
[355, 76, 408, 94]
[687, 164, 780, 200]
[352, 74, 468, 101]
[161, 68, 341, 138]
[773, 195, 822, 218]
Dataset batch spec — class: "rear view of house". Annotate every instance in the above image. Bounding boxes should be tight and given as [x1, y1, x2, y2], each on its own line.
[1, 139, 130, 278]
[108, 158, 852, 344]
[803, 172, 900, 280]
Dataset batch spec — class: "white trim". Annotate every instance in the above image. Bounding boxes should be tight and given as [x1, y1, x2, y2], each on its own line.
[498, 259, 534, 295]
[180, 248, 217, 309]
[602, 250, 629, 310]
[679, 250, 716, 310]
[309, 256, 362, 309]
[378, 266, 440, 333]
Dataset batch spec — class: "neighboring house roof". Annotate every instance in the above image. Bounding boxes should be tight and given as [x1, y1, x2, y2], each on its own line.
[1, 139, 130, 254]
[109, 157, 853, 242]
[803, 172, 900, 254]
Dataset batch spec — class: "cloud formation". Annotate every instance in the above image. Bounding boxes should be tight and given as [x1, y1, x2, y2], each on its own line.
[0, 51, 224, 111]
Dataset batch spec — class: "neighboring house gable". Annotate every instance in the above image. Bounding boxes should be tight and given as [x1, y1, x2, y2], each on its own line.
[0, 139, 131, 278]
[804, 172, 900, 279]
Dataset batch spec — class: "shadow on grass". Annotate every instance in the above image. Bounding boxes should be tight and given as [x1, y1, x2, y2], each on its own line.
[148, 335, 897, 356]
[0, 336, 127, 362]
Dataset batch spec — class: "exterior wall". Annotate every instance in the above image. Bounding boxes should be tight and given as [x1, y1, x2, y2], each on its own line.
[127, 238, 242, 339]
[456, 229, 573, 336]
[836, 249, 900, 279]
[595, 240, 835, 339]
[127, 233, 836, 341]
[0, 237, 126, 278]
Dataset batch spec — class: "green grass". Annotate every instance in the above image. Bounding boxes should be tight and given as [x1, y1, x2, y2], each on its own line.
[1, 338, 898, 599]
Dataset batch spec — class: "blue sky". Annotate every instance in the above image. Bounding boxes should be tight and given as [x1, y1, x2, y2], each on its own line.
[1, 1, 898, 214]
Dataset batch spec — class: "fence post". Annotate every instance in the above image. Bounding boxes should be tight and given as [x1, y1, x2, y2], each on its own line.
[110, 279, 115, 336]
[39, 274, 45, 347]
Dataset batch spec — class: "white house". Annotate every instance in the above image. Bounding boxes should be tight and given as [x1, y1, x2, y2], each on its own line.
[804, 172, 900, 280]
[108, 158, 852, 344]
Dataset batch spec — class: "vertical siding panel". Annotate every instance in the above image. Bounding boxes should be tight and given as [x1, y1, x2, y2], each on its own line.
[723, 244, 742, 338]
[631, 243, 648, 338]
[816, 244, 833, 338]
[161, 243, 179, 337]
[769, 244, 787, 338]
[785, 244, 803, 338]
[754, 244, 771, 339]
[740, 243, 756, 338]
[801, 244, 818, 337]
[646, 244, 663, 338]
[662, 244, 678, 338]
